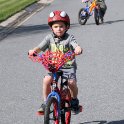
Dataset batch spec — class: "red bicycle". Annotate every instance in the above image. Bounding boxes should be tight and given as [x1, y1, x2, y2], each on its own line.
[29, 50, 82, 124]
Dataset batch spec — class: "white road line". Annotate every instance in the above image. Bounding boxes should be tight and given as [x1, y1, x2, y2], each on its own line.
[17, 6, 45, 27]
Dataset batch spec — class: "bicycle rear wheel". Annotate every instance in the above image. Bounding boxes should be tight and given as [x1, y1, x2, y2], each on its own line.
[61, 89, 71, 124]
[44, 97, 59, 124]
[94, 8, 100, 25]
[61, 101, 71, 124]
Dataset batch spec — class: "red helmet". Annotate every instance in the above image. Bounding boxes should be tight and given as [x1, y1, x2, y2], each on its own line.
[48, 10, 70, 28]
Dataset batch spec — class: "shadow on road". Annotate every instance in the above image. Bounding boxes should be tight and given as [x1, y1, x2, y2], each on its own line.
[13, 24, 50, 35]
[0, 24, 51, 41]
[79, 120, 124, 124]
[0, 18, 124, 41]
[6, 23, 82, 37]
[72, 19, 124, 26]
[104, 19, 124, 25]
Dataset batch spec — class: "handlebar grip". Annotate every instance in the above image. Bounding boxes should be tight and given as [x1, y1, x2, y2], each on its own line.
[33, 53, 37, 56]
[28, 51, 37, 57]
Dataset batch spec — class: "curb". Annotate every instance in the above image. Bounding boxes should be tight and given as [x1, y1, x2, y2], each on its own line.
[0, 0, 53, 41]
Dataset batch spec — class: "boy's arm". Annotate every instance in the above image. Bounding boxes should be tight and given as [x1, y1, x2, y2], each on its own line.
[28, 35, 50, 56]
[32, 47, 41, 53]
[28, 47, 41, 56]
[69, 35, 83, 55]
[74, 46, 83, 55]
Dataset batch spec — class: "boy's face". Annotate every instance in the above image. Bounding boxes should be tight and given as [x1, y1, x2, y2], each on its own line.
[51, 21, 67, 37]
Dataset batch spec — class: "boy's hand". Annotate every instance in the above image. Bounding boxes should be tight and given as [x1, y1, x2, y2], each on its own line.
[28, 50, 37, 57]
[74, 46, 83, 55]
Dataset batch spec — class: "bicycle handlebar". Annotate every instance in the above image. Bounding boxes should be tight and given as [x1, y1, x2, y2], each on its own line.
[29, 50, 75, 72]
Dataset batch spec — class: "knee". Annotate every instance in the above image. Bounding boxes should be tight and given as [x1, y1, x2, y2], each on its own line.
[68, 80, 77, 86]
[43, 76, 52, 85]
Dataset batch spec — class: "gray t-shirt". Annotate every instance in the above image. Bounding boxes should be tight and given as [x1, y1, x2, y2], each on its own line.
[37, 33, 79, 69]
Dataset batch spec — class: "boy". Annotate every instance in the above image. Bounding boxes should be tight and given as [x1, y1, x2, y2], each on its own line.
[28, 10, 83, 114]
[96, 0, 107, 22]
[82, 0, 107, 22]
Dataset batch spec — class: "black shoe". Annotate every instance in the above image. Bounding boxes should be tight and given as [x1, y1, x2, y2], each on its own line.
[37, 103, 46, 115]
[71, 98, 80, 115]
[100, 17, 104, 23]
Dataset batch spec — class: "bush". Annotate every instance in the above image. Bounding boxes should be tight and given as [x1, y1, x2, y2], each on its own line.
[0, 0, 38, 22]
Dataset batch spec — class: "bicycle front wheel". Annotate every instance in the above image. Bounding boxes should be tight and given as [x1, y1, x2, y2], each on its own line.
[78, 8, 88, 25]
[44, 97, 59, 124]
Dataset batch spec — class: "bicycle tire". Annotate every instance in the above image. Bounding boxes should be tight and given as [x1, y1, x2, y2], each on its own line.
[94, 8, 100, 25]
[61, 101, 71, 124]
[44, 97, 59, 124]
[78, 8, 88, 25]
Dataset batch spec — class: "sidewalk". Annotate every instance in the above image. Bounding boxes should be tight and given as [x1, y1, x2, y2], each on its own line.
[0, 0, 54, 41]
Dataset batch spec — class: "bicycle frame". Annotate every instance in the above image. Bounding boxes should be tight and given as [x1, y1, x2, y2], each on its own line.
[89, 0, 97, 13]
[47, 71, 72, 114]
[84, 0, 97, 16]
[46, 72, 61, 117]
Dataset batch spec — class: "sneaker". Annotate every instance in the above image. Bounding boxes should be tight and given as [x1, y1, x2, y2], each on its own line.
[37, 103, 46, 115]
[71, 98, 80, 114]
[100, 17, 104, 23]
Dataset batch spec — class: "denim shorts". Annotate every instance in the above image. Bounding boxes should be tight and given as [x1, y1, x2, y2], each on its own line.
[44, 67, 77, 81]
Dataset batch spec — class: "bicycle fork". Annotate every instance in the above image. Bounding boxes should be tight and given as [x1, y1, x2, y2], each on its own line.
[47, 90, 61, 118]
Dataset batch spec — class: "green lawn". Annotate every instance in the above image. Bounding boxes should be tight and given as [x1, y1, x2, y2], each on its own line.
[0, 0, 38, 22]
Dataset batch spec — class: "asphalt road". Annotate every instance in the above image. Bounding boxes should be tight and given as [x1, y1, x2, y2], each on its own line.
[0, 0, 124, 124]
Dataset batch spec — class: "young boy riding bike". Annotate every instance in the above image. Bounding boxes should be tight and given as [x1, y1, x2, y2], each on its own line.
[28, 10, 83, 114]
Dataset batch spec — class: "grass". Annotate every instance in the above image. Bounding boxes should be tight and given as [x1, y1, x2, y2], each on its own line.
[0, 0, 38, 22]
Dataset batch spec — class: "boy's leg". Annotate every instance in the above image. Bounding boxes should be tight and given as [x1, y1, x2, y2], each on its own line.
[97, 2, 107, 17]
[68, 79, 78, 99]
[68, 79, 80, 114]
[61, 68, 78, 98]
[43, 75, 52, 101]
[61, 68, 80, 114]
[37, 75, 52, 113]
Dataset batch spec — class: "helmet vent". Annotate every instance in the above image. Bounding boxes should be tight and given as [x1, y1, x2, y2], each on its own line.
[49, 12, 54, 17]
[60, 11, 66, 17]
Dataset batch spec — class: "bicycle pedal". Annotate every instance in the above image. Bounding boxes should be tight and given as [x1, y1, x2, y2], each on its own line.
[36, 111, 44, 116]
